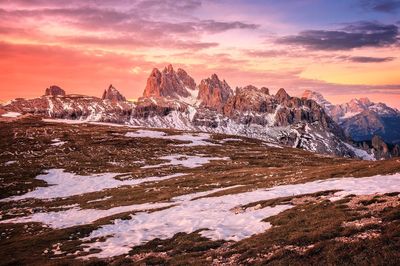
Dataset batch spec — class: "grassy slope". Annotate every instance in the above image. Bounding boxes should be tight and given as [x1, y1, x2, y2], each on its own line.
[0, 117, 399, 265]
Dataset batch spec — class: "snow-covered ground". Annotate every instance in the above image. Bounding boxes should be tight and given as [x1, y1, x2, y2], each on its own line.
[1, 169, 185, 201]
[1, 173, 400, 258]
[125, 130, 217, 146]
[1, 112, 22, 118]
[50, 138, 67, 146]
[344, 143, 376, 161]
[219, 138, 243, 143]
[141, 154, 229, 169]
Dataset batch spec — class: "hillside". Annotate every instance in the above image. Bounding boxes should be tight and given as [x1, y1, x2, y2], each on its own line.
[0, 117, 399, 265]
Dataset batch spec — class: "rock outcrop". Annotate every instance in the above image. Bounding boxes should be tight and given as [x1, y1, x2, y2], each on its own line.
[371, 135, 390, 159]
[224, 85, 275, 116]
[143, 64, 197, 101]
[275, 88, 290, 103]
[45, 86, 65, 97]
[198, 74, 233, 111]
[302, 90, 335, 114]
[355, 135, 399, 160]
[102, 85, 126, 102]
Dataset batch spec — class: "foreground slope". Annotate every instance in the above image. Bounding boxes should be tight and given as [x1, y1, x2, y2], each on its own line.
[0, 116, 399, 265]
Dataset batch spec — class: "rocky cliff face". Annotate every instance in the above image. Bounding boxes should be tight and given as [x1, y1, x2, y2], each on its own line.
[45, 86, 65, 97]
[371, 135, 390, 159]
[198, 74, 233, 111]
[339, 110, 385, 140]
[302, 90, 335, 114]
[143, 65, 197, 104]
[224, 85, 274, 116]
[102, 85, 126, 102]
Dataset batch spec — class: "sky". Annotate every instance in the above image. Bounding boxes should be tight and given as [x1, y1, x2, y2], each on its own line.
[0, 0, 399, 108]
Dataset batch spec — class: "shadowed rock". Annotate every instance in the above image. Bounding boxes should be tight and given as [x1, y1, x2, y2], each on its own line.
[275, 88, 290, 103]
[45, 86, 65, 97]
[102, 85, 126, 102]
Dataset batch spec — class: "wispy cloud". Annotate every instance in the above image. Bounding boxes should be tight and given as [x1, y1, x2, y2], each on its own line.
[0, 2, 258, 52]
[345, 56, 395, 63]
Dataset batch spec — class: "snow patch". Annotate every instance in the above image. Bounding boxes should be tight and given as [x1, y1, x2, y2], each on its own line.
[1, 169, 185, 201]
[1, 112, 22, 118]
[220, 138, 242, 143]
[125, 130, 167, 138]
[78, 173, 400, 258]
[87, 196, 113, 203]
[3, 173, 399, 259]
[125, 130, 216, 146]
[51, 138, 67, 146]
[343, 143, 376, 161]
[141, 154, 229, 169]
[264, 142, 283, 149]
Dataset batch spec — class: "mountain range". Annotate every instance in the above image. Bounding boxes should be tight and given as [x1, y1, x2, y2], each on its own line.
[1, 64, 399, 160]
[302, 90, 400, 144]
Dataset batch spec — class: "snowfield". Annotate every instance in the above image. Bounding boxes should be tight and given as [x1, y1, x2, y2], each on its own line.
[1, 111, 22, 118]
[141, 154, 229, 169]
[125, 130, 217, 147]
[1, 169, 186, 201]
[2, 172, 400, 258]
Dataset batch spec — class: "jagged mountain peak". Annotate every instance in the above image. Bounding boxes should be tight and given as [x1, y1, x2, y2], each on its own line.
[102, 84, 126, 102]
[275, 88, 290, 102]
[164, 64, 174, 73]
[302, 90, 327, 101]
[301, 89, 334, 112]
[198, 74, 233, 111]
[348, 97, 372, 109]
[143, 64, 198, 104]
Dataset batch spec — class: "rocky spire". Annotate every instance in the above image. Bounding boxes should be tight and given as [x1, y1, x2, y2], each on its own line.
[102, 84, 126, 102]
[198, 74, 233, 111]
[301, 89, 334, 115]
[275, 88, 290, 103]
[45, 85, 66, 97]
[142, 64, 196, 99]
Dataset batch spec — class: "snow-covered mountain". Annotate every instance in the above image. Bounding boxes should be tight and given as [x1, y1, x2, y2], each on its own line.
[2, 65, 374, 159]
[301, 90, 400, 145]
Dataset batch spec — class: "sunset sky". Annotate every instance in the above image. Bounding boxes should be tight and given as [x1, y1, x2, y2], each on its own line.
[0, 0, 399, 108]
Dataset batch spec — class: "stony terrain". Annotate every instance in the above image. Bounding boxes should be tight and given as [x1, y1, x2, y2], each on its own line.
[0, 116, 399, 265]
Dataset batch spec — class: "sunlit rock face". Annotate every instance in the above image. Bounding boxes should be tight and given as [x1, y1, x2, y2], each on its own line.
[102, 85, 126, 102]
[143, 64, 197, 100]
[197, 74, 233, 112]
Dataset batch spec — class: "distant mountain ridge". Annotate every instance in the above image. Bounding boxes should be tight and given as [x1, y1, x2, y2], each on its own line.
[301, 90, 400, 145]
[1, 64, 387, 160]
